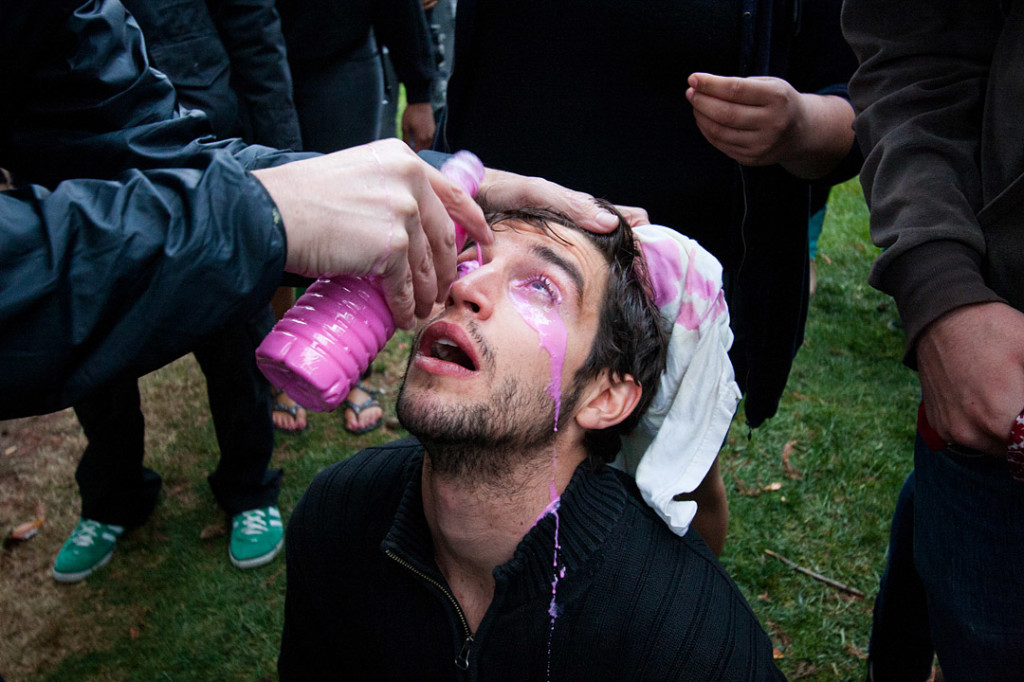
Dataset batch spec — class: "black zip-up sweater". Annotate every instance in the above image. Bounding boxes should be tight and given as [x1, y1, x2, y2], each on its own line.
[280, 437, 784, 680]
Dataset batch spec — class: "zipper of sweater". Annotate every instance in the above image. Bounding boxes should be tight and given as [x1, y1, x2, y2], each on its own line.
[385, 548, 475, 670]
[455, 634, 475, 670]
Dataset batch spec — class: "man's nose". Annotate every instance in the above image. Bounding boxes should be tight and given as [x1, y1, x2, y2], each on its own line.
[446, 266, 496, 319]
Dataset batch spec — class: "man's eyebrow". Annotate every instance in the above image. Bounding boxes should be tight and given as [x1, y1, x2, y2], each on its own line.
[530, 243, 585, 305]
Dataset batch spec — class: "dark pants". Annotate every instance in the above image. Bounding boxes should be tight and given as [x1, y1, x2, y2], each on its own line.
[292, 34, 383, 153]
[868, 433, 1024, 681]
[74, 308, 281, 528]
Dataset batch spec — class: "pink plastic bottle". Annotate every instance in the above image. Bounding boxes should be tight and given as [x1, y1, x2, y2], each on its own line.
[255, 151, 485, 412]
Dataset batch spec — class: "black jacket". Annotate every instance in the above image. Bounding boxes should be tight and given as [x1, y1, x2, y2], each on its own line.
[0, 0, 304, 418]
[276, 0, 437, 105]
[121, 0, 302, 150]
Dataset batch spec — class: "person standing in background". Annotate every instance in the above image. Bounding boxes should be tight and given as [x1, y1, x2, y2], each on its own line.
[277, 0, 436, 154]
[277, 0, 438, 435]
[126, 0, 311, 435]
[439, 0, 861, 555]
[843, 1, 1024, 679]
[50, 0, 305, 582]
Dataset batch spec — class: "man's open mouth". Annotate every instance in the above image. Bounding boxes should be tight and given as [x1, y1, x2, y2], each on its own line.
[418, 321, 479, 372]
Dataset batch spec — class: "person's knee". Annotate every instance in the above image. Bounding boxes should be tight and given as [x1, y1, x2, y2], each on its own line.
[677, 458, 729, 555]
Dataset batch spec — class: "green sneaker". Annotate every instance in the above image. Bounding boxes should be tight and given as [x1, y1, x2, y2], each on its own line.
[52, 519, 124, 583]
[229, 506, 283, 569]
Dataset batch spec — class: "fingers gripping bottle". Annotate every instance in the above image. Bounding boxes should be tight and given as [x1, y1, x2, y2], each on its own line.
[255, 151, 485, 412]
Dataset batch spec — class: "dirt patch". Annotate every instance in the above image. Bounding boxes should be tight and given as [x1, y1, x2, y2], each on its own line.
[0, 408, 110, 679]
[0, 356, 204, 680]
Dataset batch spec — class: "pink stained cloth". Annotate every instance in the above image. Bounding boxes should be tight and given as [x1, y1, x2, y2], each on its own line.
[616, 225, 741, 537]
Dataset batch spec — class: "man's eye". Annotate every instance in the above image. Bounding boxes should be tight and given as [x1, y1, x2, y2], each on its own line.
[456, 259, 480, 278]
[514, 275, 561, 306]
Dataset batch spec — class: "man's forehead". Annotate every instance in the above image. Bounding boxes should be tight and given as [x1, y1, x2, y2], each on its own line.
[489, 219, 609, 296]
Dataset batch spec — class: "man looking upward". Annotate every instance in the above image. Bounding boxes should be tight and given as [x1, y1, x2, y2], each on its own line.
[279, 208, 783, 680]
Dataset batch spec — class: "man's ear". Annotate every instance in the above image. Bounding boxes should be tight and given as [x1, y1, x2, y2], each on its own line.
[575, 371, 642, 431]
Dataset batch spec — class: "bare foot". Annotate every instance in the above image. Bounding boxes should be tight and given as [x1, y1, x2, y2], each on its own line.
[343, 384, 383, 434]
[272, 390, 307, 433]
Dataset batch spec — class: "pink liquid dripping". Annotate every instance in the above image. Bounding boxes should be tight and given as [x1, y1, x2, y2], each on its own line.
[508, 283, 567, 682]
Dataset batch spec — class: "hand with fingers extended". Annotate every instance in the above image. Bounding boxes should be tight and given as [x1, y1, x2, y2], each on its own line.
[916, 302, 1024, 457]
[252, 138, 491, 330]
[686, 72, 854, 179]
[477, 167, 649, 233]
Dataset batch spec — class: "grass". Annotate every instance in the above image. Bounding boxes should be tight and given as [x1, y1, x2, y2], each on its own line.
[0, 178, 920, 680]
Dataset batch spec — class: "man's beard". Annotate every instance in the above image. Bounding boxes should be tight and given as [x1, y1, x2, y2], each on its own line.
[396, 372, 582, 485]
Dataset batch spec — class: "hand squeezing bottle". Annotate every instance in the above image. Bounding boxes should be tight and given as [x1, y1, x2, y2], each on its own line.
[255, 151, 485, 412]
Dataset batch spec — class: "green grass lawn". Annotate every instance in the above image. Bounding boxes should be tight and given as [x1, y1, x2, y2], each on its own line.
[2, 178, 920, 681]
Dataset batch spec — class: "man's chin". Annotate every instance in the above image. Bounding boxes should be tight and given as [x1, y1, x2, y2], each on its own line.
[395, 389, 477, 443]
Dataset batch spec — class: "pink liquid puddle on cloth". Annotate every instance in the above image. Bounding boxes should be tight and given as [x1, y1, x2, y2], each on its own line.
[509, 280, 567, 682]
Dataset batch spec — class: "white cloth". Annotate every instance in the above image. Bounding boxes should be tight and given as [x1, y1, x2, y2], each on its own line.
[614, 225, 741, 537]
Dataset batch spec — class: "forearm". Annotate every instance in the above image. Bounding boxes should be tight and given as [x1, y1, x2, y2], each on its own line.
[777, 94, 855, 179]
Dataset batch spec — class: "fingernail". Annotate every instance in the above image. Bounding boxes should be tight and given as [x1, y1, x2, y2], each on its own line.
[596, 211, 620, 230]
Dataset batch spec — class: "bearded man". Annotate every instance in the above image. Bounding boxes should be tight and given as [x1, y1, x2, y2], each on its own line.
[278, 208, 783, 680]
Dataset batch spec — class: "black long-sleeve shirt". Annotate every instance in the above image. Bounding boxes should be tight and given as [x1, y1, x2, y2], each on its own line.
[122, 0, 303, 150]
[440, 0, 861, 427]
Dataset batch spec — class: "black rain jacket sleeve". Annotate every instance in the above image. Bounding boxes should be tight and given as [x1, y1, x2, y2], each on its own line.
[0, 0, 305, 418]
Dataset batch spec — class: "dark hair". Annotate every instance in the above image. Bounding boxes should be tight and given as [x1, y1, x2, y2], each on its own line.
[484, 203, 669, 464]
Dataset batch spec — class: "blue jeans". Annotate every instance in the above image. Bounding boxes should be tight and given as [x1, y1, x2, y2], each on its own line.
[869, 433, 1024, 680]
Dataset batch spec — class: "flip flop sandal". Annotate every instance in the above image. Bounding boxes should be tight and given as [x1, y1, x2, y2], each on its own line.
[342, 382, 383, 435]
[272, 389, 308, 434]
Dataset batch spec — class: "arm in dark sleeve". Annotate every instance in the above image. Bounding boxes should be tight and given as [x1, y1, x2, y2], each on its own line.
[0, 155, 286, 419]
[373, 0, 436, 104]
[842, 0, 1006, 362]
[206, 0, 304, 150]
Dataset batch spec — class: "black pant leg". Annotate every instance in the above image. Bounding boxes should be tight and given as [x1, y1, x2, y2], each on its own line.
[73, 376, 161, 528]
[193, 306, 281, 517]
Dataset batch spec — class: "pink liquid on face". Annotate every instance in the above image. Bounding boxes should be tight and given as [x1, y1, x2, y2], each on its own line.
[508, 286, 567, 427]
[508, 282, 567, 681]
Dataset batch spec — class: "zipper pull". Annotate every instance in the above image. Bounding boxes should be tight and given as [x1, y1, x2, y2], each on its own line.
[455, 634, 474, 670]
